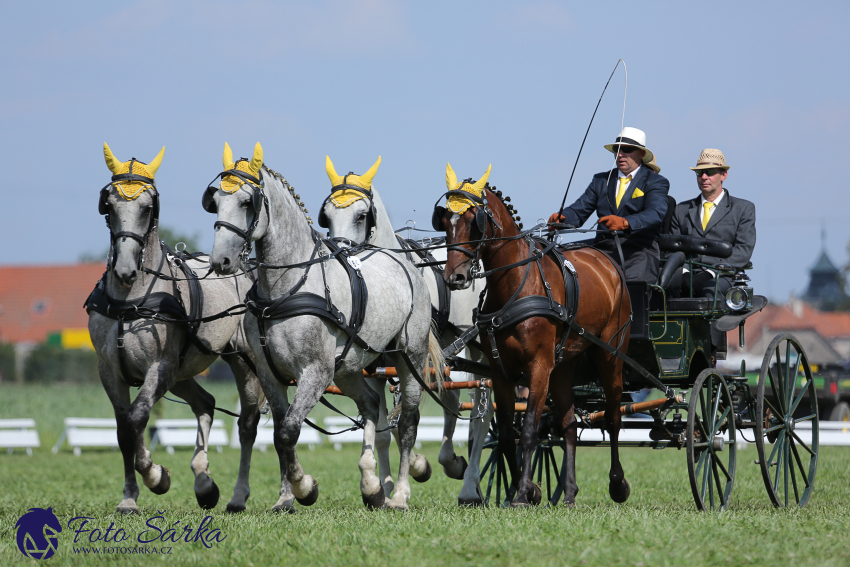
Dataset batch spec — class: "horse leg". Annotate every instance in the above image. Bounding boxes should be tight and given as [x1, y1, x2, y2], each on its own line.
[383, 351, 428, 510]
[278, 364, 338, 508]
[549, 360, 579, 506]
[511, 364, 550, 508]
[593, 349, 629, 503]
[492, 380, 521, 506]
[336, 372, 385, 509]
[99, 360, 142, 514]
[366, 376, 395, 497]
[220, 353, 262, 513]
[438, 386, 465, 480]
[260, 377, 296, 513]
[168, 379, 221, 510]
[457, 385, 494, 506]
[126, 364, 174, 502]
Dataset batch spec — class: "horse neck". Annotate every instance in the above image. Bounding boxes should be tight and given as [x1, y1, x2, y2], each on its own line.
[105, 225, 166, 300]
[480, 200, 536, 306]
[255, 172, 317, 298]
[368, 187, 398, 248]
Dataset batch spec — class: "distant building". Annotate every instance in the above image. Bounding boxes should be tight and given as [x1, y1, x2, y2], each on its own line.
[0, 263, 104, 346]
[801, 235, 849, 312]
[727, 299, 850, 367]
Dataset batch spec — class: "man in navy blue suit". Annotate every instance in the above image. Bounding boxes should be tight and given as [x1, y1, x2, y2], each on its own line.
[549, 127, 670, 284]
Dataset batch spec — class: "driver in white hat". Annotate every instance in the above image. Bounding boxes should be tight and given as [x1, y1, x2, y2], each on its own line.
[549, 127, 670, 284]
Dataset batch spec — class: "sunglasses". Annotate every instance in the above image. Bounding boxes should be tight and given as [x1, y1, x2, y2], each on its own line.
[613, 146, 639, 154]
[695, 168, 722, 177]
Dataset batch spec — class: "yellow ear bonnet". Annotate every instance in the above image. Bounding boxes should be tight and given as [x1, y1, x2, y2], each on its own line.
[103, 143, 163, 200]
[445, 164, 492, 214]
[326, 155, 381, 208]
[220, 142, 264, 193]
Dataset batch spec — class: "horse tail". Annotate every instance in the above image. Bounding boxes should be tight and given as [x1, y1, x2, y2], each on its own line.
[425, 322, 446, 390]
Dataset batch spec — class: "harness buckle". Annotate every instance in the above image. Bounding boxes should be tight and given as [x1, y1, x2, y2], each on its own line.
[491, 317, 501, 328]
[116, 336, 124, 349]
[259, 335, 267, 347]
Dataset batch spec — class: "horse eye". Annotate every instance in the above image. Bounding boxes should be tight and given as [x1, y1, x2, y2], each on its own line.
[240, 201, 250, 209]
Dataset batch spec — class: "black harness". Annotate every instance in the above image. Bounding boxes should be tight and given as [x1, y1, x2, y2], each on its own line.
[245, 234, 373, 379]
[474, 235, 580, 383]
[84, 244, 220, 387]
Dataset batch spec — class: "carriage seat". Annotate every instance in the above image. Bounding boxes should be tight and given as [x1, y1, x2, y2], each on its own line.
[658, 234, 733, 259]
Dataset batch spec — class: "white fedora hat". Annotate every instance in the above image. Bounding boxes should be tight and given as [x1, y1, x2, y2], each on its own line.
[604, 127, 654, 164]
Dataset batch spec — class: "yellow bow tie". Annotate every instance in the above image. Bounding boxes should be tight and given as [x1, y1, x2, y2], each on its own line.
[702, 202, 715, 230]
[616, 176, 631, 208]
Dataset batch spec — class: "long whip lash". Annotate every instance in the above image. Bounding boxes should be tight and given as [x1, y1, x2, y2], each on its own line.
[556, 59, 628, 218]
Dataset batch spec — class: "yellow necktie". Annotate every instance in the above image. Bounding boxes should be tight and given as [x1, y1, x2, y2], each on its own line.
[702, 202, 714, 230]
[616, 176, 631, 208]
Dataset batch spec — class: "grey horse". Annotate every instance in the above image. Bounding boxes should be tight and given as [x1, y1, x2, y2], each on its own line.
[87, 144, 264, 515]
[319, 155, 493, 506]
[205, 143, 443, 510]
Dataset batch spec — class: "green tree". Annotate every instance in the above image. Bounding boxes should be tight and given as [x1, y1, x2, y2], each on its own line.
[79, 225, 202, 262]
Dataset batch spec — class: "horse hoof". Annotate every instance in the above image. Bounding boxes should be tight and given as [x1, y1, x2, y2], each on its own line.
[225, 503, 246, 514]
[529, 483, 542, 506]
[295, 480, 319, 507]
[444, 456, 468, 480]
[149, 467, 171, 495]
[609, 478, 631, 503]
[196, 481, 220, 510]
[458, 496, 483, 507]
[116, 505, 140, 516]
[411, 459, 432, 483]
[271, 503, 296, 514]
[361, 486, 387, 510]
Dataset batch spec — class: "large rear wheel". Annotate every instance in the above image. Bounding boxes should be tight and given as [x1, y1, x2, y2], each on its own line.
[687, 368, 737, 511]
[755, 334, 819, 508]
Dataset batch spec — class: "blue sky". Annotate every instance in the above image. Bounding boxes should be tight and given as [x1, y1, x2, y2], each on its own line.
[1, 1, 848, 302]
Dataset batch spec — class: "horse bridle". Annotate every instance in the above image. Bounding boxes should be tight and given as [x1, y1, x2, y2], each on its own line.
[98, 159, 160, 272]
[431, 184, 502, 272]
[318, 174, 377, 238]
[202, 162, 268, 264]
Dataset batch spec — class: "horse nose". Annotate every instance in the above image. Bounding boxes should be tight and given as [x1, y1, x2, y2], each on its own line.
[449, 273, 467, 288]
[211, 255, 232, 274]
[113, 267, 137, 287]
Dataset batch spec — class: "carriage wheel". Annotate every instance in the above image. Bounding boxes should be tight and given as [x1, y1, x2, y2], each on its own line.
[755, 334, 819, 508]
[687, 368, 737, 511]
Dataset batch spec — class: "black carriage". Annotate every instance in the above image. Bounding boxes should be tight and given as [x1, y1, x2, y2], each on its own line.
[460, 232, 820, 511]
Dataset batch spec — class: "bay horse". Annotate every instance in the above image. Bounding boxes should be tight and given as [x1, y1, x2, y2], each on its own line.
[433, 163, 632, 506]
[87, 144, 265, 514]
[205, 143, 443, 510]
[319, 155, 493, 505]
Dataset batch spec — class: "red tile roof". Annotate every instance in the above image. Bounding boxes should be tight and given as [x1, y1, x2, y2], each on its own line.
[0, 263, 105, 343]
[730, 301, 850, 350]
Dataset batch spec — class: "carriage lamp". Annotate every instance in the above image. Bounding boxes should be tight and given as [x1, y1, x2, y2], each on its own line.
[725, 286, 751, 311]
[725, 270, 753, 311]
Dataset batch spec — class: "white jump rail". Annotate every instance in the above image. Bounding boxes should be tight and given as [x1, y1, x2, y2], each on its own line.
[149, 419, 228, 454]
[575, 419, 850, 449]
[52, 417, 118, 456]
[322, 416, 467, 450]
[227, 403, 322, 451]
[0, 418, 41, 456]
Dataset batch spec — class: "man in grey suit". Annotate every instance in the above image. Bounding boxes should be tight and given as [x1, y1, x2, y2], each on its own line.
[671, 148, 756, 299]
[549, 127, 670, 284]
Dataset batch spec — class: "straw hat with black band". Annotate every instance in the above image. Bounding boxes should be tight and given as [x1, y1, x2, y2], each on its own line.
[604, 127, 655, 164]
[689, 148, 730, 171]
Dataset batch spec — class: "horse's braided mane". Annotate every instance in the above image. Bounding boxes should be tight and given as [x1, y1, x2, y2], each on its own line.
[262, 165, 313, 225]
[483, 182, 523, 231]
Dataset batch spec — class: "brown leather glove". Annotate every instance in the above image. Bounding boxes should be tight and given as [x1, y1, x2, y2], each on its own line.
[598, 215, 629, 231]
[548, 212, 565, 232]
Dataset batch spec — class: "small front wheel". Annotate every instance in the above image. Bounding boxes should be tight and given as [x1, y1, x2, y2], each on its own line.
[687, 369, 737, 511]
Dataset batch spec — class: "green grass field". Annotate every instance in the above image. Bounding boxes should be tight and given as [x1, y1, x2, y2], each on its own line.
[2, 383, 849, 566]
